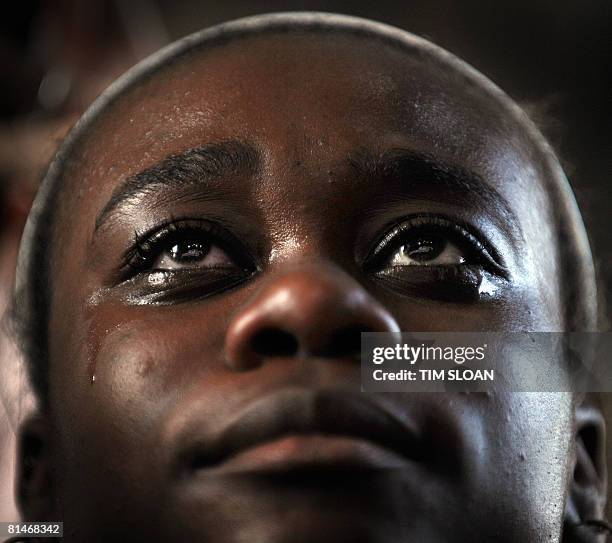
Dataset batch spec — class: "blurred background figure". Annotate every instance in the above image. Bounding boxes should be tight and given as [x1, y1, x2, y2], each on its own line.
[0, 0, 610, 524]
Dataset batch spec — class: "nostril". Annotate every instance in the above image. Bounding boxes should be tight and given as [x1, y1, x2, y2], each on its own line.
[251, 328, 299, 358]
[327, 325, 372, 358]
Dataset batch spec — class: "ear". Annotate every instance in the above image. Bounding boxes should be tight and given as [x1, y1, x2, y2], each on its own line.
[16, 413, 56, 521]
[564, 398, 608, 542]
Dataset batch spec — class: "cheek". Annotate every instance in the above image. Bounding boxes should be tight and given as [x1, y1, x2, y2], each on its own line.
[47, 303, 229, 519]
[89, 310, 226, 396]
[512, 393, 574, 500]
[477, 392, 574, 536]
[50, 303, 227, 416]
[386, 290, 559, 332]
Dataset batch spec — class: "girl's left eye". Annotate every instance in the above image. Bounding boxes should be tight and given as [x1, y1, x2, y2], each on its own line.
[154, 239, 234, 270]
[363, 215, 508, 302]
[365, 214, 507, 277]
[387, 234, 466, 267]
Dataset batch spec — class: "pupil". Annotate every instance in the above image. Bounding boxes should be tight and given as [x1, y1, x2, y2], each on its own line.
[169, 241, 207, 262]
[404, 236, 444, 261]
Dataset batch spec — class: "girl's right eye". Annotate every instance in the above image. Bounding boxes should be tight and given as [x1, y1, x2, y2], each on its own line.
[152, 239, 234, 271]
[113, 218, 257, 305]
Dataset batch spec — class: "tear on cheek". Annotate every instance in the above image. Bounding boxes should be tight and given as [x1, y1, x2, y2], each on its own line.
[89, 321, 165, 396]
[88, 315, 223, 400]
[477, 274, 500, 298]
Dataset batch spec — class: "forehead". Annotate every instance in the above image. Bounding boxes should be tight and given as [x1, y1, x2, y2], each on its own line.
[67, 31, 545, 192]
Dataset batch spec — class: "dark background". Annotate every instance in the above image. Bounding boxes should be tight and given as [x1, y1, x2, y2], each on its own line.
[0, 0, 610, 524]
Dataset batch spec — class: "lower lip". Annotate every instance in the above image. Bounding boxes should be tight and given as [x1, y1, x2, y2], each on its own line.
[200, 435, 410, 475]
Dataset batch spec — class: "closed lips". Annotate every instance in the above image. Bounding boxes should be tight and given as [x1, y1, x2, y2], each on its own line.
[174, 388, 426, 474]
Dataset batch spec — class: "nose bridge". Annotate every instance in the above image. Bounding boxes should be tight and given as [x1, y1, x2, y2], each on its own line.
[224, 261, 399, 370]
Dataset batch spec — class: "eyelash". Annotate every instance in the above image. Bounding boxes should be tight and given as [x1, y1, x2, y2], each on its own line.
[120, 218, 253, 277]
[364, 214, 508, 278]
[117, 213, 506, 300]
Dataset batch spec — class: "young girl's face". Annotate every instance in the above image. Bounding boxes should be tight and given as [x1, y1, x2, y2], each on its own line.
[37, 33, 581, 542]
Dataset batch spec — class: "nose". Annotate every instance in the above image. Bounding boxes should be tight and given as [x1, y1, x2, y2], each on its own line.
[224, 262, 400, 370]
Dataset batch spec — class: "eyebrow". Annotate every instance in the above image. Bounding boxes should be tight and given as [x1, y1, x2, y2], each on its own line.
[94, 140, 260, 232]
[95, 142, 521, 244]
[348, 148, 522, 237]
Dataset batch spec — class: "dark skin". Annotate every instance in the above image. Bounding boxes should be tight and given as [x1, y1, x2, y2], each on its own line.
[17, 29, 606, 542]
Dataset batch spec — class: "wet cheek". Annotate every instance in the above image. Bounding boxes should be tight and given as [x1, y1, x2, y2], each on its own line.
[51, 309, 230, 501]
[89, 310, 227, 402]
[50, 304, 228, 456]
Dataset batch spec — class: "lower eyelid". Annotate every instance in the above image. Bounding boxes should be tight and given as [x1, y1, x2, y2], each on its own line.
[372, 265, 504, 303]
[111, 267, 254, 304]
